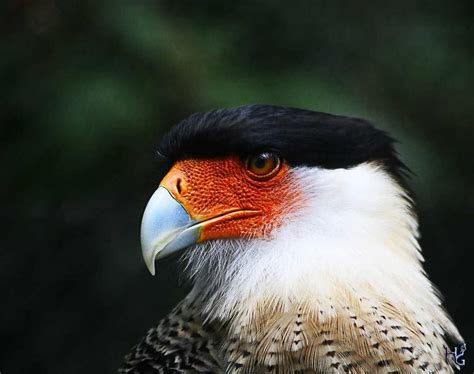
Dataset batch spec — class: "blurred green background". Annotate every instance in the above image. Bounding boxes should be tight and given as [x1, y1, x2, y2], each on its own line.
[1, 1, 473, 372]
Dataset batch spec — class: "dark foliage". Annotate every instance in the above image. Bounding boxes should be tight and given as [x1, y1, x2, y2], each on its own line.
[1, 0, 472, 373]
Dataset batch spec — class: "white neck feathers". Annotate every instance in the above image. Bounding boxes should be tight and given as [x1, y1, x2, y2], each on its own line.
[183, 163, 459, 342]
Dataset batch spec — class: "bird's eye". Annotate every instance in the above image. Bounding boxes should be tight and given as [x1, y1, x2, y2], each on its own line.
[245, 153, 281, 180]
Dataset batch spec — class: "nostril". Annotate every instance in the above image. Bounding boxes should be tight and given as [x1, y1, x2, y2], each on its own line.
[164, 172, 187, 196]
[176, 178, 182, 195]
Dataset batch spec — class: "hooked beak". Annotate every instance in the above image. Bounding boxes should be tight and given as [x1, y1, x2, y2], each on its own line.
[140, 164, 261, 276]
[140, 186, 199, 275]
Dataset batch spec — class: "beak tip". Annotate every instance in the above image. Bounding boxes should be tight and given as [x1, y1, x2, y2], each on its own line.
[143, 251, 157, 276]
[140, 186, 198, 276]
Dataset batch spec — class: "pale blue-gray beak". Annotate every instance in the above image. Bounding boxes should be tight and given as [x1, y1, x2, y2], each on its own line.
[140, 187, 200, 275]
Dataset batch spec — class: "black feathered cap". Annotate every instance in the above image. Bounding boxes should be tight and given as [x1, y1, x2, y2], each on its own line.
[159, 104, 408, 181]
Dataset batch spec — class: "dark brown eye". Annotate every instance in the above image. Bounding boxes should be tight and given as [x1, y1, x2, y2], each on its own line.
[246, 153, 281, 180]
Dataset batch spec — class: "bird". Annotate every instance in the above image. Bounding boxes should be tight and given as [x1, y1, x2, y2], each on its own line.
[119, 104, 463, 373]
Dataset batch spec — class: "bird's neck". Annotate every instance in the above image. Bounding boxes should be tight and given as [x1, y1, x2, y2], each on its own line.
[183, 164, 459, 368]
[186, 164, 427, 322]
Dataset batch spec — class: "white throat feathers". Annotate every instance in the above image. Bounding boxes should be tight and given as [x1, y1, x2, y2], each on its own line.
[182, 162, 460, 345]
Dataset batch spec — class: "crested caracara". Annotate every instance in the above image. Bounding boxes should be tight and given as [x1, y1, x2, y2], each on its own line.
[119, 105, 463, 373]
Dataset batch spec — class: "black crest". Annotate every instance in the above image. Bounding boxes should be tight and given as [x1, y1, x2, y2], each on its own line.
[159, 104, 408, 181]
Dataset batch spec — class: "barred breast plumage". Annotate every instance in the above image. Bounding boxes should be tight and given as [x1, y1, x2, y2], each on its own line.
[120, 293, 458, 373]
[121, 106, 463, 373]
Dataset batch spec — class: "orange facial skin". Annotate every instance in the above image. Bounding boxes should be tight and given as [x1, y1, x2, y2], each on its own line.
[159, 157, 301, 242]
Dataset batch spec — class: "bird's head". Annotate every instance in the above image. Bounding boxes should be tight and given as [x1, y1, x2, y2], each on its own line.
[141, 151, 301, 275]
[141, 105, 422, 319]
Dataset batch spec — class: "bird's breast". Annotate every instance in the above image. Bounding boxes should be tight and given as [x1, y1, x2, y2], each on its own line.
[219, 296, 451, 373]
